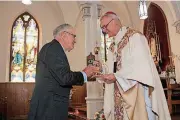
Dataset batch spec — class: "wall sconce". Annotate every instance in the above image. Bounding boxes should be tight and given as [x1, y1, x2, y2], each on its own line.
[139, 0, 148, 19]
[22, 0, 32, 5]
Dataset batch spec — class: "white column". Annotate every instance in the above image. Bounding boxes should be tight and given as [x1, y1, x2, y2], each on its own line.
[81, 3, 92, 55]
[173, 20, 180, 83]
[80, 2, 104, 119]
[86, 81, 104, 119]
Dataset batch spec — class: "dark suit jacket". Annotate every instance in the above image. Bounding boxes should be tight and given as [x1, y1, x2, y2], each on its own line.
[28, 39, 84, 120]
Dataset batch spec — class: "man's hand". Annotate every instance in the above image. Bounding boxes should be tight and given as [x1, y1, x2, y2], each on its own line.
[94, 73, 116, 84]
[83, 65, 100, 78]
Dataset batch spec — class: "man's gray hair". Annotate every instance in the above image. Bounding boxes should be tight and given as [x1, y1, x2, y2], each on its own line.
[53, 23, 73, 38]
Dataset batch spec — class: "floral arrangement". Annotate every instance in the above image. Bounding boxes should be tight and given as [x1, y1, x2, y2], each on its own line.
[94, 109, 106, 120]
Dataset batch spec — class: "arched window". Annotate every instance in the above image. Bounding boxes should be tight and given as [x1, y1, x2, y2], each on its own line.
[10, 12, 39, 82]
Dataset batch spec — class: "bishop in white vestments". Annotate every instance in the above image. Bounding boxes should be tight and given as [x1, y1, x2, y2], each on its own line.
[97, 11, 171, 120]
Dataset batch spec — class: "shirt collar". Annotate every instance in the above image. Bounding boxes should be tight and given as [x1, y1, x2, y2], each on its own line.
[115, 26, 128, 44]
[54, 39, 66, 53]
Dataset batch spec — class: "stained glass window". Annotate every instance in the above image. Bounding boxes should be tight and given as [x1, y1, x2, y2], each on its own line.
[10, 12, 39, 82]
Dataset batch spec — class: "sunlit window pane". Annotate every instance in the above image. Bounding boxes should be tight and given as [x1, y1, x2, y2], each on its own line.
[10, 12, 39, 82]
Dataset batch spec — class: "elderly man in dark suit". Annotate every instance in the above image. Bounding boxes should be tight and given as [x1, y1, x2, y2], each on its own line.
[28, 24, 99, 120]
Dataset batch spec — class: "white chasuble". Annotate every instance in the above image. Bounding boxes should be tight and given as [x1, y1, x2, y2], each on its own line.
[104, 27, 171, 120]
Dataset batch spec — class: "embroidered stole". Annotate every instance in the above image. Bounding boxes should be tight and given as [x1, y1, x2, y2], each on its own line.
[111, 27, 142, 120]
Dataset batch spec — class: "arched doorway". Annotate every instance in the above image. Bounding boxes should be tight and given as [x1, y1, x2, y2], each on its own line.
[144, 2, 172, 73]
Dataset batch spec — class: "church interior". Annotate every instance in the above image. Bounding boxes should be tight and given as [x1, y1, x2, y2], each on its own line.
[0, 0, 180, 120]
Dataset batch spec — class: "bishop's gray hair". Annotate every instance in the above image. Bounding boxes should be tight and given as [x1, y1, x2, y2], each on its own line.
[101, 13, 120, 22]
[53, 23, 73, 38]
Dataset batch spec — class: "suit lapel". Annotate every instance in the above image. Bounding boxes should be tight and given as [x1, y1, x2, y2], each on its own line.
[52, 39, 69, 65]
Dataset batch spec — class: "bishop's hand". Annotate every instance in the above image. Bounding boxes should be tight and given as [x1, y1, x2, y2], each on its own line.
[93, 73, 116, 84]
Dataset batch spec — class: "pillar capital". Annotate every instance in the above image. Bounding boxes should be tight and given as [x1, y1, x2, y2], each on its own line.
[80, 3, 92, 20]
[173, 20, 180, 34]
[97, 4, 103, 18]
[80, 2, 103, 20]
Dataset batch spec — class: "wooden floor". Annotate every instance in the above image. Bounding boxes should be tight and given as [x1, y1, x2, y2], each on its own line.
[4, 114, 180, 120]
[68, 113, 180, 120]
[6, 106, 180, 120]
[68, 105, 180, 120]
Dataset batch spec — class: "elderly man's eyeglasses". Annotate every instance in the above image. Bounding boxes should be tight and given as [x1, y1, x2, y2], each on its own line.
[64, 31, 76, 38]
[101, 19, 114, 30]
